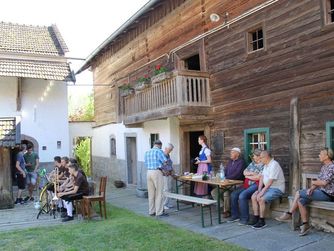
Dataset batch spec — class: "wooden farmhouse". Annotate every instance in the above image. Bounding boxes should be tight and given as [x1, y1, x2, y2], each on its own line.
[78, 0, 334, 229]
[0, 22, 74, 208]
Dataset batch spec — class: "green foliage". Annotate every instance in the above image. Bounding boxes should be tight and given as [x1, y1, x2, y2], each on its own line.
[69, 92, 94, 121]
[0, 205, 245, 251]
[74, 138, 91, 176]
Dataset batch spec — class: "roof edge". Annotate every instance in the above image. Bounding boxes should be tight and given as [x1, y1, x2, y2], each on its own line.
[50, 24, 69, 54]
[76, 0, 160, 74]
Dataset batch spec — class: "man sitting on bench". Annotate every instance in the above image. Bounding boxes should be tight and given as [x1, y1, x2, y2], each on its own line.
[57, 162, 89, 222]
[276, 147, 334, 236]
[249, 150, 285, 229]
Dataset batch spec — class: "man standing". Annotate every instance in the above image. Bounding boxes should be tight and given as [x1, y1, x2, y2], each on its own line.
[144, 140, 168, 217]
[162, 143, 174, 210]
[15, 144, 27, 205]
[23, 144, 39, 202]
[250, 150, 285, 229]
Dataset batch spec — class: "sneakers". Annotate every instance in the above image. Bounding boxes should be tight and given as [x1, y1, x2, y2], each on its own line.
[62, 216, 74, 222]
[156, 212, 169, 218]
[299, 223, 311, 236]
[252, 220, 267, 229]
[227, 217, 240, 223]
[29, 197, 34, 202]
[238, 221, 248, 226]
[14, 198, 25, 205]
[23, 196, 30, 202]
[149, 213, 156, 217]
[247, 216, 259, 226]
[275, 212, 292, 222]
[163, 206, 170, 210]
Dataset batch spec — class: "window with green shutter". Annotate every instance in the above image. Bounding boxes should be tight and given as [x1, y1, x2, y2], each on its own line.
[244, 128, 270, 163]
[326, 121, 334, 149]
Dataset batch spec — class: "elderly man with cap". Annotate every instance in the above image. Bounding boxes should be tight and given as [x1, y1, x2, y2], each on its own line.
[211, 147, 246, 218]
[144, 139, 168, 218]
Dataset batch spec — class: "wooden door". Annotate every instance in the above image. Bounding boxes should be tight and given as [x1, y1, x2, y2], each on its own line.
[126, 137, 137, 185]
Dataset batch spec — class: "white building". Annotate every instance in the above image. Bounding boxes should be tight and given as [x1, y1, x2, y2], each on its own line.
[0, 22, 74, 187]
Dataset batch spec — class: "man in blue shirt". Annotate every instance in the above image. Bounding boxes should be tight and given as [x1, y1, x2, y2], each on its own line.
[144, 140, 168, 217]
[15, 144, 27, 205]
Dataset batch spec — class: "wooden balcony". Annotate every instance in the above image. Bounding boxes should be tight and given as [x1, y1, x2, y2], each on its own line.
[123, 71, 211, 125]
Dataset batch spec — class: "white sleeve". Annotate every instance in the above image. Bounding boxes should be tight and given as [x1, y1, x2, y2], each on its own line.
[204, 148, 211, 156]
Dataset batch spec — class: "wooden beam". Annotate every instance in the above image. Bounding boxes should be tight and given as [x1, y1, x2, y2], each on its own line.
[16, 78, 22, 112]
[289, 97, 301, 230]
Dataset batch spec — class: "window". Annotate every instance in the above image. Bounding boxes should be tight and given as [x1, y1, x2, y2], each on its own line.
[326, 121, 334, 149]
[184, 54, 201, 71]
[110, 137, 116, 157]
[325, 0, 334, 24]
[150, 133, 159, 148]
[244, 128, 270, 163]
[248, 28, 264, 52]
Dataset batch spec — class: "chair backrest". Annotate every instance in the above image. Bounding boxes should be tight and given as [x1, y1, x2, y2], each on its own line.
[99, 176, 107, 198]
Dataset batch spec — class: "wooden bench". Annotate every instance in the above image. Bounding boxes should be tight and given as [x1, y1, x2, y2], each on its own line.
[164, 192, 217, 227]
[291, 173, 334, 230]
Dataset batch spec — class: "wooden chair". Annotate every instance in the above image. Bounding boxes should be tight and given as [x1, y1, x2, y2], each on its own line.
[83, 176, 107, 219]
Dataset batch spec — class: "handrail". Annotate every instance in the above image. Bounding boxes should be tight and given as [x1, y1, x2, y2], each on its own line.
[124, 72, 210, 117]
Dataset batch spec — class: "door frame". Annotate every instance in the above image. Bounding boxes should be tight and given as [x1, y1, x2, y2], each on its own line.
[179, 123, 212, 174]
[124, 133, 137, 185]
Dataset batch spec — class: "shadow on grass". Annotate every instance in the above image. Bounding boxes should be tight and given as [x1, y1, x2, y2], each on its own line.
[0, 204, 245, 251]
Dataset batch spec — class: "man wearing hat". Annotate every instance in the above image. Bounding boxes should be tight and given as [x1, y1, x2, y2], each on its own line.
[211, 147, 246, 218]
[144, 139, 168, 217]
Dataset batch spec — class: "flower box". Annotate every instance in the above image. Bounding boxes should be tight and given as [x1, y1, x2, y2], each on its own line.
[151, 72, 172, 84]
[134, 80, 150, 91]
[120, 88, 134, 97]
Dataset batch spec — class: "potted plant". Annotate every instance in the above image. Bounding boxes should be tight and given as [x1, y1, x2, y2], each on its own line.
[134, 75, 151, 91]
[151, 64, 172, 84]
[119, 84, 134, 97]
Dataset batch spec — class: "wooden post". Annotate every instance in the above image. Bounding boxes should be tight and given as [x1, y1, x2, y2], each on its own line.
[0, 147, 14, 209]
[289, 97, 301, 229]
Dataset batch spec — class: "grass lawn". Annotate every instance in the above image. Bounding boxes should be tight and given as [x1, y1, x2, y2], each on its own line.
[0, 205, 245, 251]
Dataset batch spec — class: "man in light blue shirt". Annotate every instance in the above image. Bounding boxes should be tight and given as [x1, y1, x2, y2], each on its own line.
[144, 140, 168, 217]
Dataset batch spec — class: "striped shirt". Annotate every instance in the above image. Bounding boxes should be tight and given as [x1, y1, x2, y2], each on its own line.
[144, 147, 167, 170]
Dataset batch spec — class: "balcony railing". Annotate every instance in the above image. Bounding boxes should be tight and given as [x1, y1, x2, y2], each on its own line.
[123, 71, 210, 124]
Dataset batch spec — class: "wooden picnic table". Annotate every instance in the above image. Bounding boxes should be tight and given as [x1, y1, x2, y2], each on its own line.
[175, 176, 243, 224]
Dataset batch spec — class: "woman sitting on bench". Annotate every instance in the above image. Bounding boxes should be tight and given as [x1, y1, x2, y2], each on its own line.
[276, 147, 334, 236]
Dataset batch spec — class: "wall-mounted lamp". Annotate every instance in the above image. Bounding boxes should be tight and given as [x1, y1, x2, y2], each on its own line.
[210, 13, 220, 22]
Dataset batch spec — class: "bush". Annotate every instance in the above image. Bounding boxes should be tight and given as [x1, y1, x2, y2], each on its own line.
[74, 138, 91, 176]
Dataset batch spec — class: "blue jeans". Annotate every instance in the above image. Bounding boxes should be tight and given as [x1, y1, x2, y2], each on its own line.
[231, 183, 257, 222]
[299, 188, 333, 206]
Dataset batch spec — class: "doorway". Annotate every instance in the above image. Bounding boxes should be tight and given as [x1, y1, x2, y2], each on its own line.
[189, 131, 204, 173]
[126, 137, 137, 185]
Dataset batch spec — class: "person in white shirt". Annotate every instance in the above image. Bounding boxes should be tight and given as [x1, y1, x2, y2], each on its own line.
[249, 150, 285, 229]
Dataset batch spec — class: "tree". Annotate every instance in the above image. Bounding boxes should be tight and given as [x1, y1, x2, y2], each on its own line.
[69, 92, 94, 121]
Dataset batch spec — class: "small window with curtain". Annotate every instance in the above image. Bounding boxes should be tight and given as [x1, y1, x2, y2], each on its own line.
[244, 128, 270, 163]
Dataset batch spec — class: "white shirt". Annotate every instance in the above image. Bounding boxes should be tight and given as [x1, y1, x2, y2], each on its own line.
[262, 159, 285, 193]
[199, 145, 211, 157]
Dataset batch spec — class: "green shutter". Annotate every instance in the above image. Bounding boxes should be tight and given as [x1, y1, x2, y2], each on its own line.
[326, 121, 334, 149]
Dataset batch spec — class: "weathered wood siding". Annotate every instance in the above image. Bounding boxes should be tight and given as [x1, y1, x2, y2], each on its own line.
[207, 0, 334, 175]
[92, 0, 267, 126]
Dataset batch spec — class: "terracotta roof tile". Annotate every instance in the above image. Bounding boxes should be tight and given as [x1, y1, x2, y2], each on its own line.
[0, 59, 74, 81]
[0, 22, 68, 56]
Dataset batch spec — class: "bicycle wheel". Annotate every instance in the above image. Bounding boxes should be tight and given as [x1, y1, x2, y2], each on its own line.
[36, 183, 51, 219]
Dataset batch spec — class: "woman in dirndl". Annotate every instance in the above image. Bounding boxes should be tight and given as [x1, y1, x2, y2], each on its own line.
[194, 135, 212, 196]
